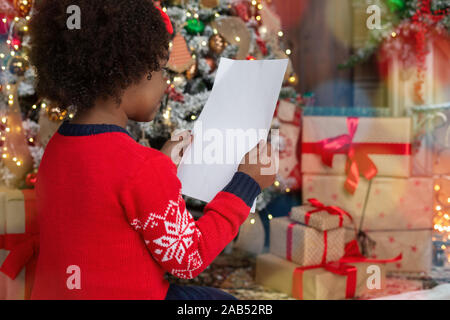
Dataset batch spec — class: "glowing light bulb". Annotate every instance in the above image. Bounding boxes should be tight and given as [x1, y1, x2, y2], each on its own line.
[434, 185, 441, 191]
[250, 218, 256, 224]
[285, 49, 292, 55]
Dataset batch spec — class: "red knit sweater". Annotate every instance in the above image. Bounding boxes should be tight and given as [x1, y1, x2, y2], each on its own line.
[31, 122, 260, 300]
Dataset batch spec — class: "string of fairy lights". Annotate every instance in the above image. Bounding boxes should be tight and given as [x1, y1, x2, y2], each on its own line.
[1, 1, 447, 260]
[0, 1, 75, 172]
[1, 10, 32, 169]
[434, 181, 450, 234]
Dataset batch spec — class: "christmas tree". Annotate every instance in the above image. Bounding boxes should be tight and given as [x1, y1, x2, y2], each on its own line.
[0, 0, 309, 212]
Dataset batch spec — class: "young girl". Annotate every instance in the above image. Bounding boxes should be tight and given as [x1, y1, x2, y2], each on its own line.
[29, 0, 276, 300]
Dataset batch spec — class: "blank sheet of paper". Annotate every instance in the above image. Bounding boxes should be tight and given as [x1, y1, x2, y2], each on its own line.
[177, 58, 288, 204]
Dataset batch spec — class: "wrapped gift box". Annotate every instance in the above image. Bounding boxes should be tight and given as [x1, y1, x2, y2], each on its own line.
[363, 177, 433, 231]
[302, 116, 412, 179]
[303, 175, 433, 231]
[275, 100, 302, 190]
[366, 230, 432, 274]
[255, 253, 386, 300]
[289, 201, 353, 231]
[0, 188, 38, 300]
[270, 217, 345, 266]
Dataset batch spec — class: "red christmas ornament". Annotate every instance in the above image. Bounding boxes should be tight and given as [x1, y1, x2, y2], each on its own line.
[165, 86, 184, 103]
[26, 171, 38, 188]
[10, 37, 21, 49]
[232, 1, 252, 22]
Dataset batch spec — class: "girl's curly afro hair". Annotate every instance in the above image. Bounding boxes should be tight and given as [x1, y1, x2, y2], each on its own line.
[29, 0, 170, 111]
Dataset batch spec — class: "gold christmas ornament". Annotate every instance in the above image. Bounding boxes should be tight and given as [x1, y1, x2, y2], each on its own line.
[185, 61, 198, 80]
[46, 105, 68, 122]
[208, 34, 227, 55]
[211, 17, 251, 60]
[8, 56, 29, 76]
[14, 0, 33, 17]
[200, 0, 220, 9]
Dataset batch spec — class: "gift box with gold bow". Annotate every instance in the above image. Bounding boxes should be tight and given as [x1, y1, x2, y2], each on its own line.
[301, 116, 412, 194]
[0, 188, 39, 300]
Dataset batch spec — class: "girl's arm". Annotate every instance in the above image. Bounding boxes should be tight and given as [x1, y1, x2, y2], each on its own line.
[120, 154, 261, 279]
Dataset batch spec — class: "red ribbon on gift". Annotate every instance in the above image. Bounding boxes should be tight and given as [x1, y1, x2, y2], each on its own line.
[0, 189, 39, 300]
[292, 262, 357, 300]
[305, 198, 353, 228]
[302, 117, 411, 194]
[286, 221, 328, 265]
[339, 240, 402, 265]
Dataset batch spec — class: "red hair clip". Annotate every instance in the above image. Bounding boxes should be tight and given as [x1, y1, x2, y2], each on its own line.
[156, 6, 174, 35]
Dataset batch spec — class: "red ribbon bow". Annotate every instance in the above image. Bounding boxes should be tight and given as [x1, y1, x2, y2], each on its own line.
[305, 198, 353, 227]
[319, 117, 378, 194]
[339, 240, 402, 265]
[0, 233, 39, 280]
[302, 117, 411, 194]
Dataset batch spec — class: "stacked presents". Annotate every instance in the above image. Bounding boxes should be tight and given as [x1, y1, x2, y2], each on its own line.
[0, 188, 38, 300]
[257, 114, 434, 299]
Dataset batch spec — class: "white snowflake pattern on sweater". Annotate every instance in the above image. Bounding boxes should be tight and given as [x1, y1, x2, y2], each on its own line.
[153, 202, 196, 264]
[132, 191, 204, 276]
